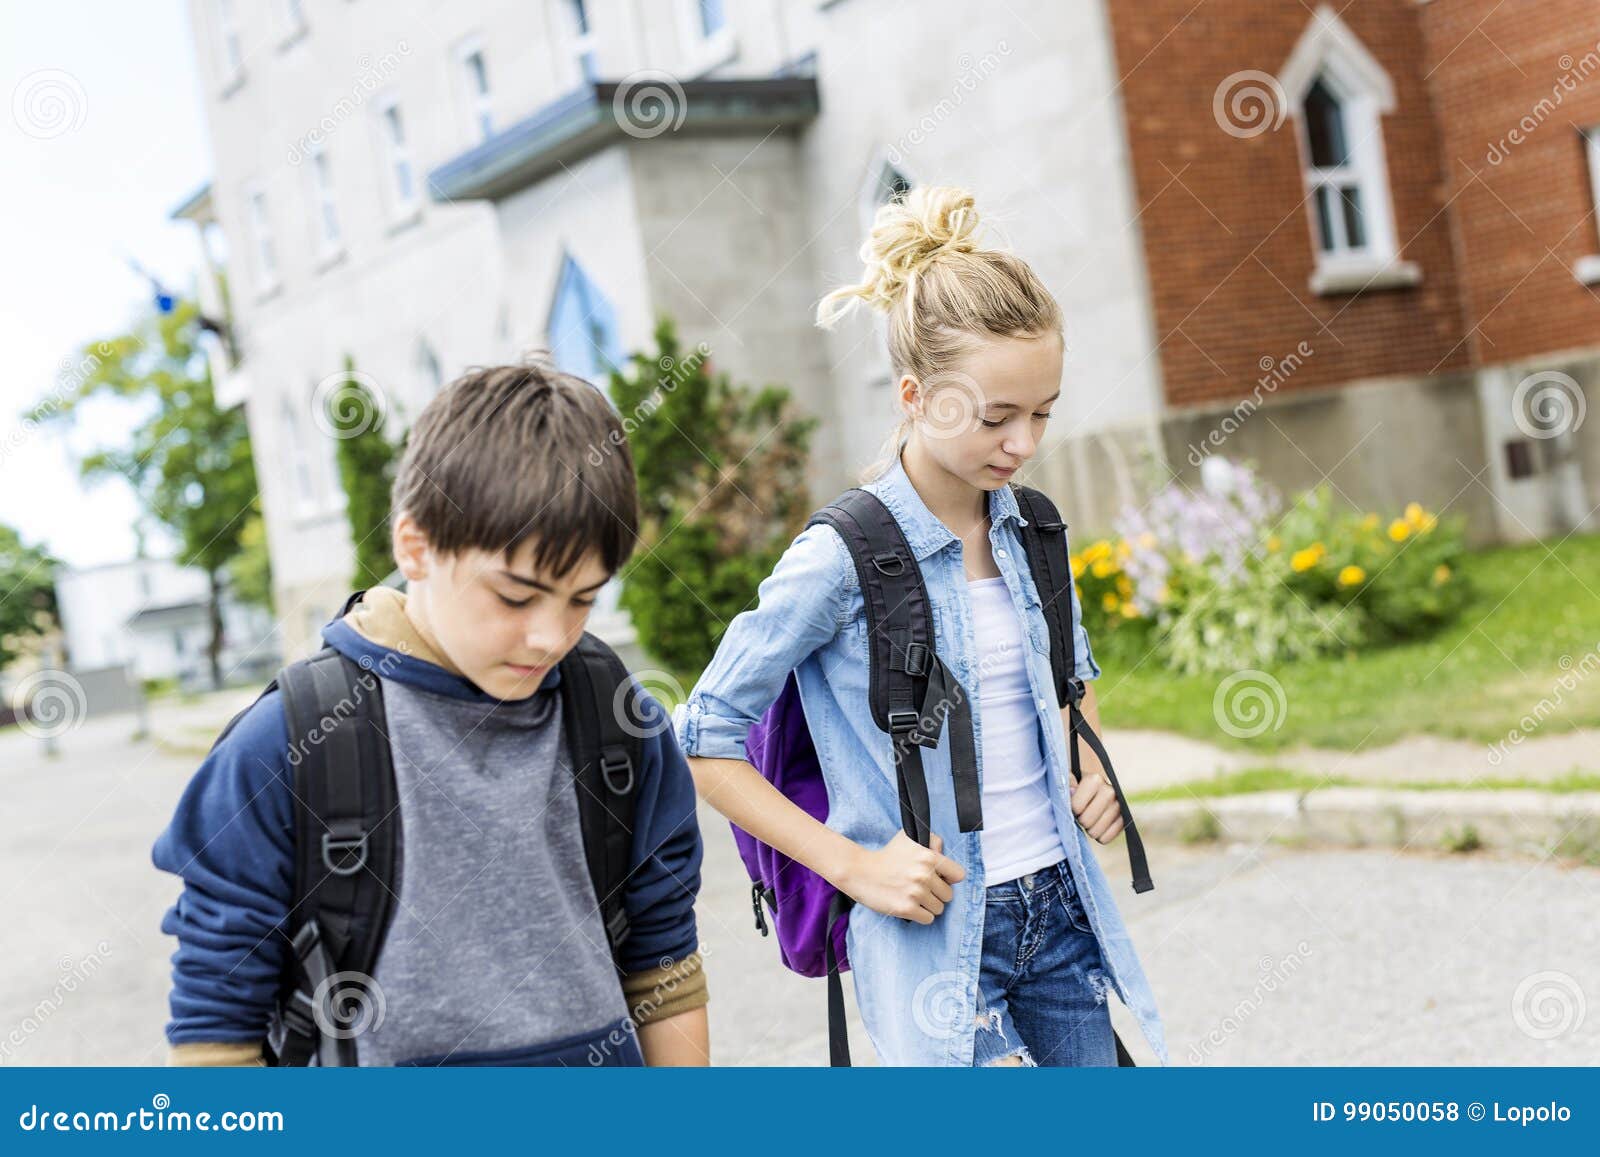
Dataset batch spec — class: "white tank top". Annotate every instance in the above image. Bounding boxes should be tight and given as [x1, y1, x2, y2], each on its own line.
[968, 577, 1068, 886]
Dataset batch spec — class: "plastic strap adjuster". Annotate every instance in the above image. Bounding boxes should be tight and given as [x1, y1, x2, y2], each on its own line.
[599, 749, 634, 795]
[320, 822, 369, 876]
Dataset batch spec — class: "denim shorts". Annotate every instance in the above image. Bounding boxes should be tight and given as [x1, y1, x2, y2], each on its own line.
[972, 859, 1118, 1067]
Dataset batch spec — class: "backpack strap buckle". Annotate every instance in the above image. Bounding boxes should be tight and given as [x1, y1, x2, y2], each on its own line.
[603, 905, 631, 949]
[320, 820, 369, 876]
[1064, 676, 1087, 708]
[599, 748, 634, 795]
[900, 641, 929, 677]
[886, 709, 920, 735]
[1035, 519, 1066, 534]
[871, 550, 905, 576]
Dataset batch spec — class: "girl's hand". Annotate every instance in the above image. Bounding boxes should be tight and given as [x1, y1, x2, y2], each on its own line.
[837, 831, 966, 924]
[1071, 771, 1125, 843]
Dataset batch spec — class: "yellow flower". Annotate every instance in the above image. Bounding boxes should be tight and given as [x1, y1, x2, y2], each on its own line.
[1090, 558, 1116, 579]
[1361, 512, 1380, 530]
[1116, 576, 1133, 597]
[1290, 543, 1325, 572]
[1069, 554, 1085, 579]
[1266, 535, 1282, 553]
[1119, 600, 1140, 619]
[1337, 565, 1366, 587]
[1433, 563, 1451, 584]
[1405, 502, 1426, 528]
[1084, 541, 1113, 563]
[1115, 539, 1133, 561]
[1388, 519, 1411, 542]
[1101, 592, 1120, 613]
[1418, 513, 1437, 533]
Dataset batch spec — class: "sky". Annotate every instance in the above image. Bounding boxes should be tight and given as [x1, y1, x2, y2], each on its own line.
[1, 0, 211, 568]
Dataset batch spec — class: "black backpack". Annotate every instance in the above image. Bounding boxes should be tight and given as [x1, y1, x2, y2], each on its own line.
[209, 590, 643, 1066]
[810, 485, 1152, 1065]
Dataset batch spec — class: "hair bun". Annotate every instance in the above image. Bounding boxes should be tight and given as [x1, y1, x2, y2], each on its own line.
[816, 185, 982, 326]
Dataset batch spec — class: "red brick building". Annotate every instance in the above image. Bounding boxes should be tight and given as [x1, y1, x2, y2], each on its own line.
[1105, 0, 1600, 541]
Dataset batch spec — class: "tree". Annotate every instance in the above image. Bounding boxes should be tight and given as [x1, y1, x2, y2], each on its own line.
[609, 319, 817, 675]
[28, 299, 260, 689]
[325, 356, 401, 589]
[0, 524, 57, 671]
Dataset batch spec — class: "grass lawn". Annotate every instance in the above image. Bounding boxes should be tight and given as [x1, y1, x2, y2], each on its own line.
[1094, 532, 1600, 753]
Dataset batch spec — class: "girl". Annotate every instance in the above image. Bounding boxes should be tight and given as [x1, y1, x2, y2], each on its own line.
[673, 186, 1167, 1067]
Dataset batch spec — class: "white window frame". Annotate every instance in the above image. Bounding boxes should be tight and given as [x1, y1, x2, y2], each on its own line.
[306, 145, 343, 262]
[858, 148, 916, 234]
[277, 0, 308, 50]
[377, 95, 420, 221]
[1279, 5, 1418, 295]
[216, 0, 245, 90]
[561, 0, 599, 84]
[676, 0, 736, 76]
[1576, 127, 1600, 285]
[244, 185, 279, 296]
[456, 39, 495, 141]
[280, 394, 319, 518]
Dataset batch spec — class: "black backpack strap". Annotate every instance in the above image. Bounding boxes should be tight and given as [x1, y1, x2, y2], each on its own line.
[559, 633, 642, 963]
[269, 644, 399, 1065]
[824, 892, 853, 1067]
[811, 490, 982, 847]
[1013, 485, 1153, 895]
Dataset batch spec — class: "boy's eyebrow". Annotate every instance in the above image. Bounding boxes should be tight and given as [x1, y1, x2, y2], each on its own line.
[985, 390, 1062, 412]
[498, 570, 610, 594]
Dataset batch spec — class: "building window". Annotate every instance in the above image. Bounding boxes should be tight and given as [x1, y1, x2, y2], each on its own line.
[461, 46, 494, 140]
[563, 0, 598, 83]
[245, 187, 278, 293]
[859, 152, 915, 233]
[280, 395, 317, 514]
[548, 254, 624, 386]
[1278, 5, 1416, 294]
[217, 0, 243, 75]
[308, 147, 342, 258]
[697, 0, 726, 38]
[1577, 127, 1600, 285]
[379, 99, 418, 217]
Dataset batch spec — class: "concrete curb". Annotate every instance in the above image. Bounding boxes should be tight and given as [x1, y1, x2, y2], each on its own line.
[1135, 788, 1600, 860]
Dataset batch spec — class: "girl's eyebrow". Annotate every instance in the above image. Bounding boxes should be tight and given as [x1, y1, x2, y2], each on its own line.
[986, 390, 1062, 412]
[498, 569, 609, 594]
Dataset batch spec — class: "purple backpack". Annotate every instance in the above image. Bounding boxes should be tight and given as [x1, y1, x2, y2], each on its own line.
[731, 487, 1151, 1067]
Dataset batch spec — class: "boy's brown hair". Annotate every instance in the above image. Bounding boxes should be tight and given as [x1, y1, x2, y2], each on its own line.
[391, 362, 639, 577]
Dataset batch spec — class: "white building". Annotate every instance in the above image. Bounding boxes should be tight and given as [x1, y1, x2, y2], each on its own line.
[178, 0, 1164, 658]
[53, 558, 278, 689]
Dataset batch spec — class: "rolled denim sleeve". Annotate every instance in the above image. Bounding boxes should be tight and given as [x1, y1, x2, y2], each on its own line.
[673, 522, 849, 760]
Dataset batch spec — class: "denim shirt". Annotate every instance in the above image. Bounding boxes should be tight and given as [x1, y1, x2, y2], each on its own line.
[673, 454, 1168, 1066]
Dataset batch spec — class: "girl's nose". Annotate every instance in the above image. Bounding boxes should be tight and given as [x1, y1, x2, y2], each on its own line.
[1002, 430, 1036, 459]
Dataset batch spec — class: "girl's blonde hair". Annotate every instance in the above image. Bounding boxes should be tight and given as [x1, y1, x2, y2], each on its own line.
[816, 185, 1063, 480]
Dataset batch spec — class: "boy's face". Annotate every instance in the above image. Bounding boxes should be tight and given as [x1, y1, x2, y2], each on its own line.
[393, 513, 611, 700]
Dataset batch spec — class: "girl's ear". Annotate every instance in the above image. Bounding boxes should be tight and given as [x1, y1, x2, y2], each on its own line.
[897, 373, 922, 419]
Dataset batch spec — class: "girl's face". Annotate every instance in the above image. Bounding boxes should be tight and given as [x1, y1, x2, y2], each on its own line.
[903, 331, 1064, 491]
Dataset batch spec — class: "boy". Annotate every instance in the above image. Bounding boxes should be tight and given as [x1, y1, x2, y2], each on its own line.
[152, 364, 708, 1066]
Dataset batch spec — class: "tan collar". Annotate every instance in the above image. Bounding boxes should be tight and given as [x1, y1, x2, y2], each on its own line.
[342, 586, 464, 677]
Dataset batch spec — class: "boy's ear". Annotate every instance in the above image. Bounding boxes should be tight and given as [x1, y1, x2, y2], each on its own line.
[391, 511, 433, 583]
